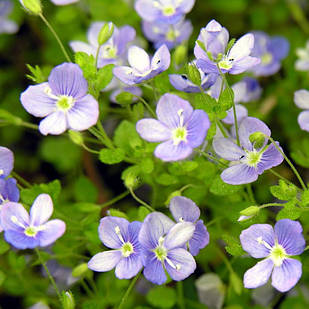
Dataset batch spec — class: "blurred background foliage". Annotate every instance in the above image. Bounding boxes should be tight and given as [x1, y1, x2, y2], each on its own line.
[1, 0, 309, 308]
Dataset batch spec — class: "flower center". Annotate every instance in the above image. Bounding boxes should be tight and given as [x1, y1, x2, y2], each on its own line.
[270, 243, 287, 267]
[154, 245, 167, 262]
[163, 6, 175, 16]
[56, 96, 74, 111]
[246, 150, 262, 167]
[172, 127, 187, 145]
[261, 52, 273, 65]
[166, 29, 178, 41]
[218, 58, 233, 70]
[121, 242, 134, 257]
[24, 226, 38, 237]
[102, 45, 117, 59]
[0, 169, 3, 176]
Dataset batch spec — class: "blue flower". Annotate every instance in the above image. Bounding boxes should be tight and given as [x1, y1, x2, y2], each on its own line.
[0, 0, 18, 34]
[88, 217, 143, 279]
[0, 146, 14, 179]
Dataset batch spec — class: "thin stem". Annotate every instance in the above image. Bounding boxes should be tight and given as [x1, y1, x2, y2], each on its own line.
[132, 95, 156, 118]
[177, 281, 185, 309]
[266, 135, 307, 190]
[35, 248, 62, 304]
[88, 277, 99, 295]
[129, 187, 155, 212]
[118, 271, 141, 309]
[95, 44, 101, 69]
[97, 122, 114, 149]
[39, 14, 72, 62]
[80, 279, 94, 297]
[268, 169, 298, 187]
[100, 190, 130, 209]
[11, 171, 31, 188]
[150, 79, 158, 102]
[216, 119, 228, 138]
[246, 184, 256, 204]
[88, 127, 106, 145]
[216, 247, 233, 273]
[259, 203, 284, 209]
[20, 121, 38, 130]
[81, 143, 100, 154]
[195, 149, 228, 168]
[304, 245, 309, 251]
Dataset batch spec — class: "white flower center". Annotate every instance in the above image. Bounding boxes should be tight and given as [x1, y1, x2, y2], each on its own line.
[270, 243, 287, 267]
[261, 52, 273, 65]
[121, 242, 134, 257]
[172, 109, 187, 145]
[44, 86, 75, 112]
[218, 57, 234, 70]
[245, 150, 262, 167]
[102, 44, 117, 59]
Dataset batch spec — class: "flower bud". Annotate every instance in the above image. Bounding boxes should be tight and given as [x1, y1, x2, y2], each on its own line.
[174, 45, 187, 67]
[68, 130, 83, 146]
[249, 132, 266, 149]
[20, 0, 42, 15]
[72, 263, 89, 278]
[240, 205, 260, 217]
[98, 22, 114, 46]
[62, 291, 75, 309]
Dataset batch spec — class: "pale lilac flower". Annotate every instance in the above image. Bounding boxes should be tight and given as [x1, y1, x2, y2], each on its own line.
[142, 19, 192, 49]
[135, 0, 195, 25]
[169, 196, 209, 256]
[88, 217, 143, 279]
[232, 77, 262, 104]
[0, 0, 18, 34]
[51, 0, 79, 5]
[295, 40, 309, 71]
[1, 194, 66, 249]
[136, 93, 210, 161]
[20, 63, 99, 136]
[294, 89, 309, 132]
[0, 146, 13, 178]
[250, 32, 289, 76]
[195, 19, 260, 75]
[70, 22, 136, 68]
[240, 219, 305, 292]
[169, 66, 218, 93]
[213, 117, 283, 185]
[113, 45, 170, 85]
[139, 212, 196, 285]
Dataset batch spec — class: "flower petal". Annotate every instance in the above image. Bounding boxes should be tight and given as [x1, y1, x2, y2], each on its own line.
[212, 138, 245, 161]
[297, 110, 309, 132]
[38, 219, 66, 247]
[0, 202, 30, 231]
[228, 33, 255, 61]
[67, 95, 99, 131]
[164, 221, 195, 250]
[30, 194, 53, 226]
[154, 140, 193, 162]
[238, 117, 271, 151]
[134, 0, 161, 22]
[229, 56, 261, 75]
[165, 248, 196, 281]
[240, 224, 275, 258]
[4, 230, 39, 249]
[271, 258, 302, 292]
[136, 119, 171, 142]
[169, 196, 200, 223]
[139, 212, 174, 250]
[186, 110, 210, 148]
[20, 83, 56, 118]
[115, 26, 136, 55]
[39, 111, 67, 136]
[48, 63, 88, 98]
[128, 221, 142, 251]
[274, 219, 305, 256]
[244, 258, 274, 289]
[151, 44, 171, 72]
[268, 36, 289, 60]
[0, 146, 14, 178]
[221, 164, 258, 185]
[294, 89, 309, 109]
[88, 251, 122, 272]
[189, 219, 209, 256]
[257, 143, 283, 174]
[128, 46, 150, 73]
[69, 41, 96, 56]
[143, 255, 167, 285]
[98, 216, 129, 249]
[113, 66, 139, 85]
[169, 74, 200, 93]
[0, 178, 19, 202]
[115, 254, 143, 279]
[156, 94, 193, 129]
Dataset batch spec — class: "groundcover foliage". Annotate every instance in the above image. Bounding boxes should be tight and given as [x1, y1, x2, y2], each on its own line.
[1, 0, 309, 308]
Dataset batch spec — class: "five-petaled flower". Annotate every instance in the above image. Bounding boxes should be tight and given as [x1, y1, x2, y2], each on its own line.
[136, 93, 210, 161]
[88, 217, 143, 279]
[240, 219, 305, 292]
[113, 44, 170, 85]
[213, 117, 283, 184]
[1, 194, 66, 249]
[139, 212, 196, 285]
[20, 62, 99, 136]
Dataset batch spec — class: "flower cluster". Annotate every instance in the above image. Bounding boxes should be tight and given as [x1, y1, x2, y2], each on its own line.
[88, 196, 209, 284]
[136, 0, 194, 49]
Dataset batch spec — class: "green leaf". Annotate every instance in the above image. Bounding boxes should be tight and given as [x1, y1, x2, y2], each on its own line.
[187, 63, 201, 85]
[146, 286, 176, 308]
[210, 175, 242, 196]
[26, 64, 50, 83]
[0, 270, 6, 286]
[291, 138, 309, 168]
[0, 239, 10, 255]
[95, 64, 114, 91]
[270, 180, 298, 201]
[156, 173, 178, 186]
[20, 180, 61, 205]
[74, 52, 96, 81]
[108, 208, 128, 219]
[74, 177, 98, 203]
[301, 189, 309, 207]
[276, 199, 301, 220]
[218, 88, 233, 111]
[99, 148, 125, 164]
[226, 38, 236, 53]
[222, 235, 245, 257]
[122, 165, 141, 189]
[138, 206, 151, 221]
[115, 92, 134, 105]
[140, 158, 154, 174]
[75, 203, 101, 213]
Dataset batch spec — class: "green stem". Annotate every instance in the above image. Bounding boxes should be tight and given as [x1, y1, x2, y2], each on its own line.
[97, 122, 114, 149]
[216, 119, 228, 138]
[100, 190, 130, 209]
[81, 279, 94, 297]
[129, 187, 155, 212]
[150, 79, 158, 102]
[88, 127, 106, 145]
[35, 248, 62, 304]
[266, 135, 307, 190]
[195, 149, 228, 168]
[39, 13, 72, 63]
[132, 95, 156, 118]
[95, 44, 101, 69]
[177, 281, 185, 309]
[268, 169, 300, 188]
[81, 143, 100, 154]
[259, 203, 284, 209]
[216, 247, 233, 273]
[20, 121, 38, 130]
[118, 271, 141, 309]
[246, 184, 256, 204]
[304, 245, 309, 251]
[11, 171, 31, 188]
